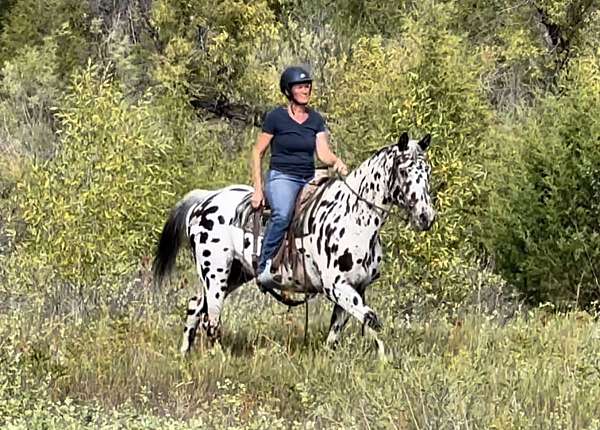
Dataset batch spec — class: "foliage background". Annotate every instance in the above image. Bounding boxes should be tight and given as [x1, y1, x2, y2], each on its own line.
[0, 0, 599, 428]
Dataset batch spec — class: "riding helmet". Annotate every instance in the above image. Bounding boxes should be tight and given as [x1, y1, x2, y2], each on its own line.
[279, 66, 313, 99]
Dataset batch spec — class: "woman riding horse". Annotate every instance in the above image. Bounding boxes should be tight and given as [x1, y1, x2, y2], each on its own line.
[252, 66, 348, 288]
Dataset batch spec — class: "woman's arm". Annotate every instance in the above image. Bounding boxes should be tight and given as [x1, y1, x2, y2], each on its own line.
[251, 132, 273, 208]
[315, 131, 348, 175]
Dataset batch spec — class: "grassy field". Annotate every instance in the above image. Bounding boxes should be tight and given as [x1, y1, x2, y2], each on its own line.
[1, 264, 600, 430]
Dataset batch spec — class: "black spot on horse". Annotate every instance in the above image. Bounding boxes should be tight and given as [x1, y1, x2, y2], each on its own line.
[211, 238, 220, 243]
[215, 292, 220, 299]
[217, 268, 224, 273]
[227, 259, 253, 286]
[244, 238, 251, 249]
[204, 260, 210, 266]
[337, 250, 353, 272]
[353, 296, 359, 306]
[218, 215, 225, 224]
[199, 206, 218, 231]
[369, 231, 377, 251]
[339, 228, 345, 238]
[203, 249, 211, 257]
[199, 232, 208, 243]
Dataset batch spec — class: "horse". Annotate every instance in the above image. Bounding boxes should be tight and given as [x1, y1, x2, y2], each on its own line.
[152, 132, 436, 356]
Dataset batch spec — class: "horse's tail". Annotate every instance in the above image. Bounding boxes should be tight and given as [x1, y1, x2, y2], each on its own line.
[152, 189, 211, 285]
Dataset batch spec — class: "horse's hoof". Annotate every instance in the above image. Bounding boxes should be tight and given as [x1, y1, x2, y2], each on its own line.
[206, 324, 222, 347]
[364, 311, 382, 331]
[377, 347, 389, 363]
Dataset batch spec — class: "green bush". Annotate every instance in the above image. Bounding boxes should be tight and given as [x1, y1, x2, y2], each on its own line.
[4, 65, 218, 287]
[0, 37, 62, 160]
[482, 50, 600, 305]
[0, 0, 90, 77]
[151, 0, 282, 110]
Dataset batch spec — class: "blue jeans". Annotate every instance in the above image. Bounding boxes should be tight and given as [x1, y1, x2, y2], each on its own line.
[258, 170, 312, 274]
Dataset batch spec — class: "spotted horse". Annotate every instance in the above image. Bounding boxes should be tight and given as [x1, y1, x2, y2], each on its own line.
[152, 132, 436, 357]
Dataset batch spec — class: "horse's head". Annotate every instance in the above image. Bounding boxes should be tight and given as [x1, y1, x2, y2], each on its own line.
[387, 132, 436, 231]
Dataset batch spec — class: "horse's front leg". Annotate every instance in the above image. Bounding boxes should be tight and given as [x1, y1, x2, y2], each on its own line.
[322, 275, 385, 358]
[326, 304, 351, 348]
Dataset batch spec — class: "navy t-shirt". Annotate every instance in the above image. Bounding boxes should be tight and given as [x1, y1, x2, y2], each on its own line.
[262, 106, 326, 180]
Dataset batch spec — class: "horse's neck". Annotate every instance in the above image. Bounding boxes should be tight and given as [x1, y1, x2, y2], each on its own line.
[342, 148, 394, 218]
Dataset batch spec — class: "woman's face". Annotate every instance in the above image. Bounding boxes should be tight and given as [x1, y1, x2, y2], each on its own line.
[290, 82, 311, 104]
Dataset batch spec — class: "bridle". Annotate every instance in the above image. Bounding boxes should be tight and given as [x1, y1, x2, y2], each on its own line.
[336, 150, 422, 218]
[336, 173, 391, 217]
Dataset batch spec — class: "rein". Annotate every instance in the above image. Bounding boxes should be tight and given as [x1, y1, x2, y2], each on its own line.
[336, 173, 391, 217]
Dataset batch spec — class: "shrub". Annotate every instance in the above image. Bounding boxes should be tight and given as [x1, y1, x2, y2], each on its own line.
[151, 0, 282, 110]
[0, 37, 62, 160]
[0, 0, 90, 77]
[5, 64, 216, 287]
[482, 50, 600, 305]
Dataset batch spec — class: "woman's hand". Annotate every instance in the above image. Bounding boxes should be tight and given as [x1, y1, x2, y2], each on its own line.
[251, 189, 265, 209]
[333, 158, 349, 176]
[316, 132, 349, 176]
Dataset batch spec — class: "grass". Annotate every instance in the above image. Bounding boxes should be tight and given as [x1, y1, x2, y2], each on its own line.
[2, 270, 600, 429]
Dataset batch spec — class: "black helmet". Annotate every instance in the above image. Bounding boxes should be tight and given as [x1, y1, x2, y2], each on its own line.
[279, 66, 312, 99]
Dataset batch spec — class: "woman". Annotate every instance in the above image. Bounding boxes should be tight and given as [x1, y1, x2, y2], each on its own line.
[251, 66, 348, 287]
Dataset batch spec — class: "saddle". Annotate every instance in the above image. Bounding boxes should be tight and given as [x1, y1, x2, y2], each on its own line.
[232, 168, 335, 294]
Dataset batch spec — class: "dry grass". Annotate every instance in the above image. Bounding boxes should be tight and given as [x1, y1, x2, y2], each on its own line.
[2, 275, 600, 429]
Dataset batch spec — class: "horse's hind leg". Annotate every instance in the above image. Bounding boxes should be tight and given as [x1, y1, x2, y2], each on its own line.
[181, 294, 206, 354]
[182, 239, 234, 354]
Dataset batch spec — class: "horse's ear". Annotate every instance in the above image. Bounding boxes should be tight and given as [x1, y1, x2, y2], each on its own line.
[418, 134, 431, 151]
[397, 132, 409, 151]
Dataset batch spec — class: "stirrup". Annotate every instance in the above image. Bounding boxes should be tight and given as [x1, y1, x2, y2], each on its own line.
[257, 260, 279, 291]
